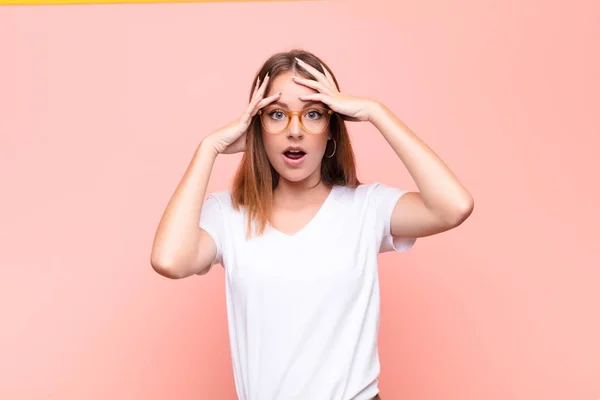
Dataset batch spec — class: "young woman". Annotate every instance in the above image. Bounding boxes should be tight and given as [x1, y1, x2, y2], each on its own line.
[151, 49, 474, 400]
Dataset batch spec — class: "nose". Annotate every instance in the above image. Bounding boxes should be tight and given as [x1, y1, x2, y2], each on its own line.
[287, 114, 304, 138]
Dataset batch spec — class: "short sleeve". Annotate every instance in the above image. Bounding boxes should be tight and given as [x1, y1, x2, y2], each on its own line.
[198, 194, 225, 271]
[368, 183, 417, 253]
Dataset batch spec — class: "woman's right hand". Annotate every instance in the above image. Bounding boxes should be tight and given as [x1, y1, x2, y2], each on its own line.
[204, 73, 281, 155]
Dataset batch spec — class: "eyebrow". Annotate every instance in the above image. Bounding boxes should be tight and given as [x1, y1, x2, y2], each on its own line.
[268, 100, 322, 109]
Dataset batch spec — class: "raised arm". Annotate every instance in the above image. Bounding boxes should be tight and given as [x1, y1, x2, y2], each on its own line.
[150, 72, 281, 279]
[150, 142, 221, 279]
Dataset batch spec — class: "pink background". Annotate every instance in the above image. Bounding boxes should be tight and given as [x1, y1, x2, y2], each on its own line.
[1, 0, 599, 398]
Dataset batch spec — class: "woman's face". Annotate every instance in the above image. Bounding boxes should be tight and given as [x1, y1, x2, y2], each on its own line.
[260, 71, 332, 185]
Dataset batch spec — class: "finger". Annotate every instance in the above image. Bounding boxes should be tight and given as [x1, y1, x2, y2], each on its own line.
[295, 57, 330, 87]
[252, 91, 282, 115]
[242, 73, 272, 125]
[298, 93, 332, 106]
[253, 75, 261, 95]
[247, 74, 270, 108]
[319, 62, 337, 91]
[241, 90, 281, 128]
[252, 75, 261, 97]
[241, 91, 265, 124]
[256, 72, 270, 97]
[292, 76, 331, 95]
[246, 93, 263, 115]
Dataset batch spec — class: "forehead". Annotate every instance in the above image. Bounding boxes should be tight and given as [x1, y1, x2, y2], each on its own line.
[266, 71, 319, 105]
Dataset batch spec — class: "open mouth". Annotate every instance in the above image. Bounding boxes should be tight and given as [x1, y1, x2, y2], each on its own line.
[283, 150, 306, 160]
[282, 148, 307, 166]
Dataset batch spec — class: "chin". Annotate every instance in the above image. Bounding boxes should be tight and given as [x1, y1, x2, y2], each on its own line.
[272, 161, 319, 183]
[280, 172, 312, 183]
[274, 167, 308, 182]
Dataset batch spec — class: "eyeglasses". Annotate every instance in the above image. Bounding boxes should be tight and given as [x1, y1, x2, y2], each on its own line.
[257, 107, 333, 134]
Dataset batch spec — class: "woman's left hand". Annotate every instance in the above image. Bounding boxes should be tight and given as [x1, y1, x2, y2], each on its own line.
[293, 57, 377, 122]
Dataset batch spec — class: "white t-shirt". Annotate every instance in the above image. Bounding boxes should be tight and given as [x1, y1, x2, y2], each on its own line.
[198, 182, 416, 400]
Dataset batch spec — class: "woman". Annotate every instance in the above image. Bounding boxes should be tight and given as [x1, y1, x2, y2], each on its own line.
[150, 49, 474, 400]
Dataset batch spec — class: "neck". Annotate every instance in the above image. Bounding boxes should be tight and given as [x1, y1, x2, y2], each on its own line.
[273, 173, 330, 205]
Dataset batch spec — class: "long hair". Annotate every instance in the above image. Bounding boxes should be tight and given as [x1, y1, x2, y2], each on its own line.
[231, 49, 361, 238]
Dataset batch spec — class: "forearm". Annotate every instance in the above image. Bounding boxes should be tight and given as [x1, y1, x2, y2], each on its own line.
[368, 101, 474, 219]
[150, 139, 219, 273]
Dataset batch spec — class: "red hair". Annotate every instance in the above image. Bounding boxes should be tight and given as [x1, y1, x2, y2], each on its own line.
[231, 49, 361, 238]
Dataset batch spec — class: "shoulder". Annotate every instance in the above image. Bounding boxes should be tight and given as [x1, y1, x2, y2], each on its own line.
[206, 190, 233, 205]
[334, 182, 411, 226]
[336, 182, 405, 203]
[202, 190, 237, 217]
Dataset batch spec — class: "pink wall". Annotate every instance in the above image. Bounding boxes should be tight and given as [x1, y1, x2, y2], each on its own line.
[1, 0, 599, 398]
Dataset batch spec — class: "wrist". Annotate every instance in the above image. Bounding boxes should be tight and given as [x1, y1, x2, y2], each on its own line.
[367, 100, 390, 126]
[366, 100, 386, 123]
[197, 137, 220, 159]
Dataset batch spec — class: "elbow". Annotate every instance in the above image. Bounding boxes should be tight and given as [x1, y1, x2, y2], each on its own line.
[150, 257, 189, 280]
[450, 196, 474, 226]
[441, 196, 474, 228]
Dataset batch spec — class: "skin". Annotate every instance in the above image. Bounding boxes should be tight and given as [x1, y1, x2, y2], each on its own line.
[150, 57, 475, 279]
[291, 57, 475, 239]
[261, 70, 335, 231]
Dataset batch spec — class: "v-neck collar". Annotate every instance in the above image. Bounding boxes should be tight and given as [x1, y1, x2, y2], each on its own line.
[269, 185, 338, 239]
